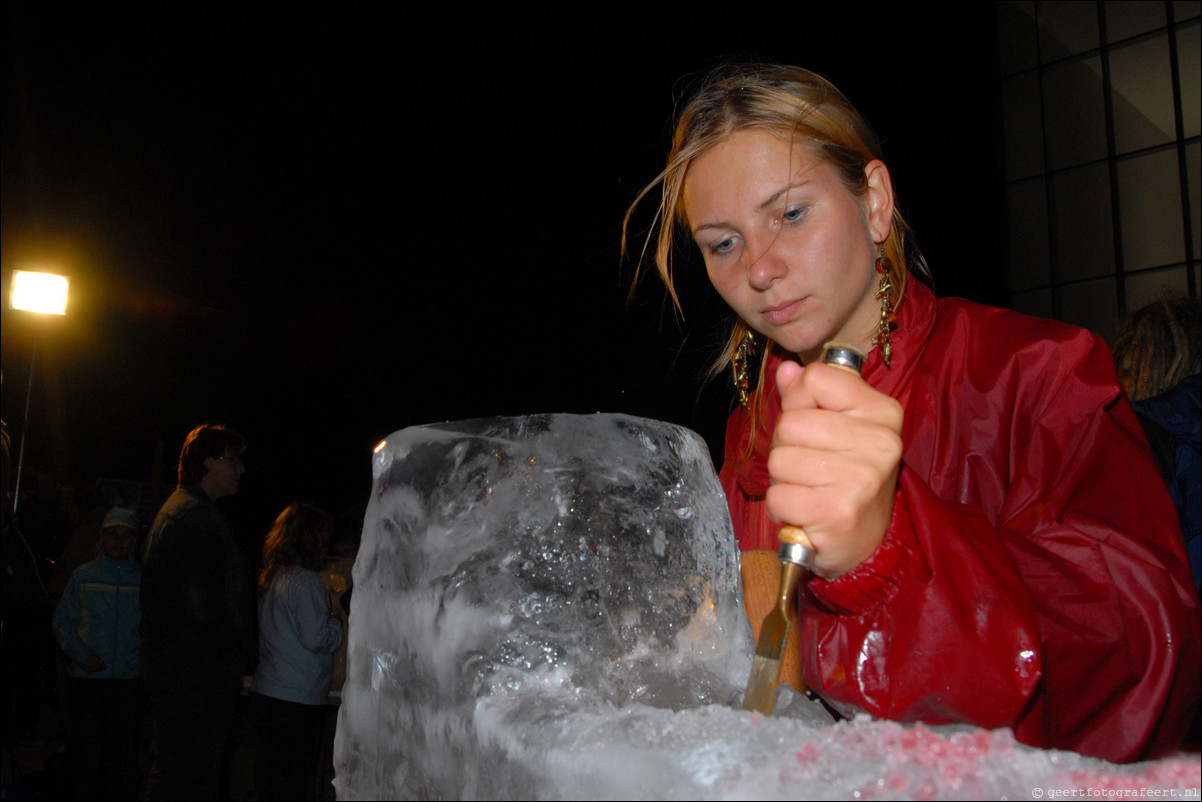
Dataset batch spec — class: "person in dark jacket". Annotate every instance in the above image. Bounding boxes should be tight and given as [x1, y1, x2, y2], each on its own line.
[1114, 296, 1201, 594]
[140, 424, 255, 801]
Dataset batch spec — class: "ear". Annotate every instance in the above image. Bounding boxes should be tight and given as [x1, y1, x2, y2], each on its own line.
[863, 160, 895, 243]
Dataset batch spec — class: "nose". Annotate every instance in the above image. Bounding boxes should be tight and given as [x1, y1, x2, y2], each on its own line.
[744, 234, 787, 290]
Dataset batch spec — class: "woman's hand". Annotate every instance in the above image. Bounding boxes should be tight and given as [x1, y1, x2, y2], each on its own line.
[766, 359, 903, 578]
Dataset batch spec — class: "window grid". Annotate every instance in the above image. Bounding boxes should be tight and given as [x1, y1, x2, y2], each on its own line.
[1000, 1, 1200, 341]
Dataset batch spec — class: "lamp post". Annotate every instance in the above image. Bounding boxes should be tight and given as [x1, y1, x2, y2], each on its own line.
[8, 270, 69, 522]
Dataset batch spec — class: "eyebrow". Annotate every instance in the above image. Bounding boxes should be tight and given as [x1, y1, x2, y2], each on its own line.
[692, 178, 815, 234]
[757, 178, 814, 212]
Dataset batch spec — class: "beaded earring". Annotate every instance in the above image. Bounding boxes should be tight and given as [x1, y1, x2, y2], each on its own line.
[732, 325, 759, 409]
[873, 244, 897, 367]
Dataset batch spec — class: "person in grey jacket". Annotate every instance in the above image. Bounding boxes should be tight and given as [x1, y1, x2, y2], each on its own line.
[250, 502, 343, 801]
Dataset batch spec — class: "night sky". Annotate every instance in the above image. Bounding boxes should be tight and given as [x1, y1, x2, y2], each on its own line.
[2, 5, 1005, 535]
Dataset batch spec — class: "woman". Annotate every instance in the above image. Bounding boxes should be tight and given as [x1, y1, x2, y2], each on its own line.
[250, 503, 344, 800]
[625, 63, 1199, 763]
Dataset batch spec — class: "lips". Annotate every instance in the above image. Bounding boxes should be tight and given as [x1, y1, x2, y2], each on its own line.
[762, 298, 804, 326]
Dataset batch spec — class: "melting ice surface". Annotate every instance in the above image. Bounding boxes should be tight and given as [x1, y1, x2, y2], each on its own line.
[333, 414, 1201, 800]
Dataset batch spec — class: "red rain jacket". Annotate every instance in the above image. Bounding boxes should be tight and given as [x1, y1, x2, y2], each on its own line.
[721, 281, 1200, 764]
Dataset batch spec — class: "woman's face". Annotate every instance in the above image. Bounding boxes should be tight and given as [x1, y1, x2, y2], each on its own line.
[682, 129, 893, 364]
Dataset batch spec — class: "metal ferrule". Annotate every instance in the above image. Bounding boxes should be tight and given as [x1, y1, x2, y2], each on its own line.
[821, 344, 865, 373]
[779, 541, 815, 569]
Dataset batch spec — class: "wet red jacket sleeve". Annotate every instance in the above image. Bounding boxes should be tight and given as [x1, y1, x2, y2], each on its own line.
[720, 284, 1200, 763]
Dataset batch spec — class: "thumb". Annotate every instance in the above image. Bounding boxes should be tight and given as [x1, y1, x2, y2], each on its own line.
[775, 359, 804, 393]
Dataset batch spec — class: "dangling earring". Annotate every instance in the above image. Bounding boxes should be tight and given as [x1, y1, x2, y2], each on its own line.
[732, 325, 759, 410]
[873, 244, 897, 368]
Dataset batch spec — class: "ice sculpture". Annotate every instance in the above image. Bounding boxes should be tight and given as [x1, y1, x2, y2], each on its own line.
[333, 413, 764, 798]
[333, 413, 1201, 801]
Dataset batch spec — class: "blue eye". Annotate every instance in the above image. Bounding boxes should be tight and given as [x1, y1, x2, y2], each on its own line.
[780, 206, 807, 224]
[710, 236, 737, 256]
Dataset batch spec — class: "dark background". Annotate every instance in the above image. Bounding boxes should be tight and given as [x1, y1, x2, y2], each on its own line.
[1, 4, 1006, 535]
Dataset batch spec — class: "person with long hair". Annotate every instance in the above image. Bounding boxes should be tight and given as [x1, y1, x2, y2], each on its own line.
[1113, 297, 1201, 594]
[625, 63, 1199, 763]
[250, 503, 343, 801]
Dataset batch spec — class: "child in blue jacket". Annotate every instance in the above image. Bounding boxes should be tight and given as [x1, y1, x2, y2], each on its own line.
[52, 506, 142, 800]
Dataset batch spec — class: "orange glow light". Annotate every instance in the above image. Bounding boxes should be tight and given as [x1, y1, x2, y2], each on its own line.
[11, 270, 70, 315]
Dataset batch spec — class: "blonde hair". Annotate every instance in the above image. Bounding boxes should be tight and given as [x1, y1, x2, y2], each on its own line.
[1114, 297, 1200, 402]
[623, 64, 929, 442]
